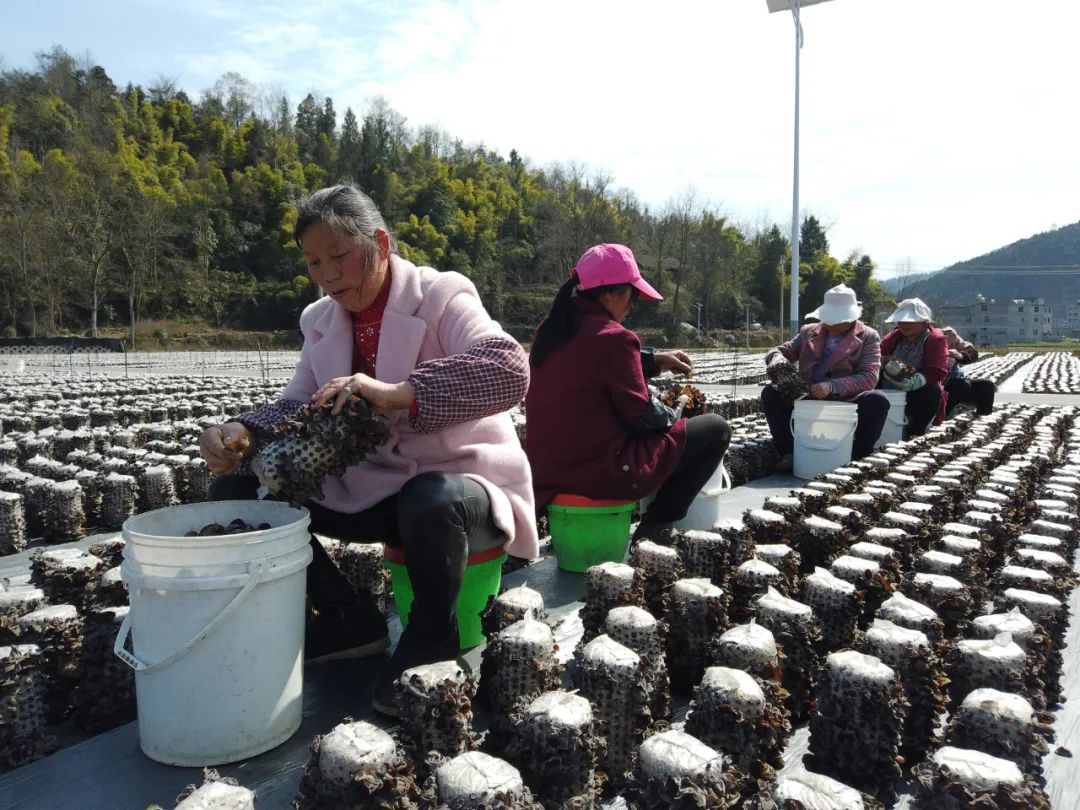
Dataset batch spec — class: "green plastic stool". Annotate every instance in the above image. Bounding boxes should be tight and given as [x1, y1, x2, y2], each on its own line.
[547, 494, 636, 573]
[383, 544, 506, 650]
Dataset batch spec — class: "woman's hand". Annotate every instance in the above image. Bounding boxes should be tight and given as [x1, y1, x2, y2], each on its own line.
[882, 371, 926, 392]
[199, 422, 253, 475]
[808, 382, 832, 399]
[312, 374, 416, 415]
[656, 350, 693, 376]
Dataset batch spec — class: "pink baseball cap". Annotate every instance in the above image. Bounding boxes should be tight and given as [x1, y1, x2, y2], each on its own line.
[574, 243, 663, 301]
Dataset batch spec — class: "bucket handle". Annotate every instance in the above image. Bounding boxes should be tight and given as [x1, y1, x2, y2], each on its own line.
[790, 416, 858, 451]
[114, 558, 268, 675]
[701, 456, 732, 497]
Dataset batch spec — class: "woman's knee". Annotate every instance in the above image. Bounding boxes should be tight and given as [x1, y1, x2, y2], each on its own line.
[396, 473, 474, 540]
[857, 391, 890, 421]
[692, 413, 732, 450]
[761, 385, 783, 410]
[398, 472, 461, 517]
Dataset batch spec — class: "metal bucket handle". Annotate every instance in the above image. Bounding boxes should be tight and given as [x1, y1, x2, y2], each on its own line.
[114, 558, 268, 675]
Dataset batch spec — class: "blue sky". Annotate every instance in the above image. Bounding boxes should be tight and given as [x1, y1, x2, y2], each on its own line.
[3, 0, 1079, 277]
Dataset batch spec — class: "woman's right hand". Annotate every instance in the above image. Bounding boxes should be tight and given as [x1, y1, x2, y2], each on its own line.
[199, 422, 253, 475]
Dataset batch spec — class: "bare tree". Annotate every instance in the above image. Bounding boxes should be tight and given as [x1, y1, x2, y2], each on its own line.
[148, 74, 180, 103]
[41, 144, 118, 337]
[117, 191, 178, 348]
[212, 71, 256, 130]
[893, 256, 917, 300]
[0, 152, 46, 335]
[668, 187, 700, 329]
[256, 83, 290, 126]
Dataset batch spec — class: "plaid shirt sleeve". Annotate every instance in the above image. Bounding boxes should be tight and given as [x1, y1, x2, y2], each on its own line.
[407, 335, 529, 433]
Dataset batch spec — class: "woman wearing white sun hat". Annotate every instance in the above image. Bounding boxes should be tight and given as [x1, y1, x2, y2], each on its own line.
[879, 297, 949, 434]
[763, 284, 889, 471]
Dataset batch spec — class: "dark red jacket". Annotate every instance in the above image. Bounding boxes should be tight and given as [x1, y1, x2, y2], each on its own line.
[526, 297, 688, 512]
[880, 325, 949, 424]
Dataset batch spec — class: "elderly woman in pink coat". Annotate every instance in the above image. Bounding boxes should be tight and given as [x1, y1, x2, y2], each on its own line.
[198, 185, 537, 716]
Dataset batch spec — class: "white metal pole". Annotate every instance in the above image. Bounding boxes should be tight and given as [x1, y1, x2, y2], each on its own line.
[789, 0, 802, 339]
[779, 269, 784, 336]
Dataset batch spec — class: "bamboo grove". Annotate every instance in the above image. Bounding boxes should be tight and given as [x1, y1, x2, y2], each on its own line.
[0, 48, 892, 346]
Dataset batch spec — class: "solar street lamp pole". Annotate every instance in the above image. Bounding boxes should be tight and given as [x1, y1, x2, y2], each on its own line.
[766, 0, 835, 337]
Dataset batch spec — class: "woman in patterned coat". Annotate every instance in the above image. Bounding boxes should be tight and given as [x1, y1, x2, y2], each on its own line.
[763, 284, 889, 469]
[880, 298, 949, 434]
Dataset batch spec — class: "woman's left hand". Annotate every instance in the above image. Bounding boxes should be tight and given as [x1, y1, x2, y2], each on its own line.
[312, 374, 416, 415]
[656, 350, 693, 376]
[808, 382, 832, 399]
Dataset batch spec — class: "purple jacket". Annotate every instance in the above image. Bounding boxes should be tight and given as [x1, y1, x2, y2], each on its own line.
[765, 321, 881, 400]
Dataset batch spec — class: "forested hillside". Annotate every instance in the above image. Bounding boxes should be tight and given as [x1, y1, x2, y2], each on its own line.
[908, 221, 1080, 307]
[0, 47, 891, 346]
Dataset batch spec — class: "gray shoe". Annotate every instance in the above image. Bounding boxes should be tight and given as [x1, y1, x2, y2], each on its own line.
[774, 453, 794, 473]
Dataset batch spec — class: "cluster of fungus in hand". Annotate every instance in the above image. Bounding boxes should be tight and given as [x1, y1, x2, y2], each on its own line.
[661, 382, 708, 417]
[883, 355, 918, 381]
[766, 360, 809, 403]
[252, 398, 389, 507]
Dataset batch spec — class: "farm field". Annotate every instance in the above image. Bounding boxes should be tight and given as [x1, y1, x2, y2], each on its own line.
[0, 351, 1078, 808]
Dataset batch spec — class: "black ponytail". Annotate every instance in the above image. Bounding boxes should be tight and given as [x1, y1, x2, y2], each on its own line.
[529, 276, 579, 368]
[530, 278, 636, 368]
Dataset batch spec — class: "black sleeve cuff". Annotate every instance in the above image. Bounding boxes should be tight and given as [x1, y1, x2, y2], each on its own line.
[640, 347, 661, 379]
[628, 395, 677, 434]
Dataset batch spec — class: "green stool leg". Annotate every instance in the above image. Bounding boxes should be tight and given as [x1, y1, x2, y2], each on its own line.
[384, 553, 506, 649]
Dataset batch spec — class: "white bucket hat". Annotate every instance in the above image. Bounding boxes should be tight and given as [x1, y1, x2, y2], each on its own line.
[885, 298, 933, 323]
[805, 284, 862, 325]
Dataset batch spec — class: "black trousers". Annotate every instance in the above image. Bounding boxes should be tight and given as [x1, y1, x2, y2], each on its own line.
[945, 376, 996, 416]
[761, 386, 890, 461]
[208, 472, 503, 639]
[640, 413, 732, 525]
[904, 383, 942, 435]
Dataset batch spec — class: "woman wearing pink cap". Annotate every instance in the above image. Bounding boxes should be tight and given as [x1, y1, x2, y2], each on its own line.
[525, 243, 731, 542]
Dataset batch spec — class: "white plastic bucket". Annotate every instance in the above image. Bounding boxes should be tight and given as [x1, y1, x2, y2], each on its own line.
[115, 500, 312, 766]
[791, 400, 858, 480]
[638, 455, 732, 532]
[876, 391, 908, 447]
[673, 456, 732, 531]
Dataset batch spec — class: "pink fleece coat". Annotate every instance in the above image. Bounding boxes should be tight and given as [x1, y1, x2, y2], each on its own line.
[280, 255, 539, 560]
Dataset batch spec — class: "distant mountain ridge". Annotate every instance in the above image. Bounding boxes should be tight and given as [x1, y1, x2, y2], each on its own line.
[903, 220, 1080, 306]
[882, 272, 934, 296]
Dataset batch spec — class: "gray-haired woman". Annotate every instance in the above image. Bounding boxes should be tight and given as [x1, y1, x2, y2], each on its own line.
[198, 185, 538, 716]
